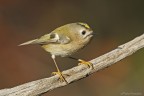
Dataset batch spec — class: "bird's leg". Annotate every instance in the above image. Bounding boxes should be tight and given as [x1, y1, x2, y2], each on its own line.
[68, 57, 94, 69]
[51, 55, 68, 84]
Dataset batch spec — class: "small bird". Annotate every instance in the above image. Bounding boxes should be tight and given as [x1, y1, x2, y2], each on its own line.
[19, 22, 94, 84]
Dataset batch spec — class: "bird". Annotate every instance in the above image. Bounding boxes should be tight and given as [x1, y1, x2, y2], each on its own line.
[19, 22, 94, 84]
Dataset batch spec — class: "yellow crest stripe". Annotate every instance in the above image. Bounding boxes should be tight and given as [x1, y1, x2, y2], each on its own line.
[78, 22, 90, 29]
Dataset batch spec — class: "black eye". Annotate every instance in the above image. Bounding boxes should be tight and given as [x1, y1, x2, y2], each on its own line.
[81, 30, 86, 35]
[50, 33, 55, 39]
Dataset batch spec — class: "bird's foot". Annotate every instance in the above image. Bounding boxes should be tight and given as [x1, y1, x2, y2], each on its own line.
[52, 71, 68, 84]
[78, 59, 94, 69]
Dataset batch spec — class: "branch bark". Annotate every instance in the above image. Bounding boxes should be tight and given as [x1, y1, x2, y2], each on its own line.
[0, 33, 144, 96]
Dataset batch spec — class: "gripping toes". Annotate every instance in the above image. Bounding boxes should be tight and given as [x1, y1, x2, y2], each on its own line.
[52, 71, 68, 84]
[78, 59, 94, 69]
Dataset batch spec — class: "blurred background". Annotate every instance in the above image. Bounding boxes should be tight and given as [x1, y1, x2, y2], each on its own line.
[0, 0, 144, 96]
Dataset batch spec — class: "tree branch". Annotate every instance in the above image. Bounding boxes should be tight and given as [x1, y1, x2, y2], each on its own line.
[0, 33, 144, 96]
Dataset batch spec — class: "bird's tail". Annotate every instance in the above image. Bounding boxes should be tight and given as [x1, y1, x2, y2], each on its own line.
[18, 39, 38, 46]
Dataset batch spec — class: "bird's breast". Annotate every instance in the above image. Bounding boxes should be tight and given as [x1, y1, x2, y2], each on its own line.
[41, 41, 85, 57]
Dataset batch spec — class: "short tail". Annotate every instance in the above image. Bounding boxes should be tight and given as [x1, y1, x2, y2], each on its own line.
[18, 39, 38, 46]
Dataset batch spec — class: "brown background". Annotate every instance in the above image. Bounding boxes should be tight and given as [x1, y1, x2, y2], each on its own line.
[0, 0, 144, 96]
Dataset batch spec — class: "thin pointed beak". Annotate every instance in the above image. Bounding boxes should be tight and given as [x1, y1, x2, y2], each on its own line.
[92, 33, 96, 35]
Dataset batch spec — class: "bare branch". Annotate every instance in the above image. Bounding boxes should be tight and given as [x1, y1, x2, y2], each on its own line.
[0, 33, 144, 96]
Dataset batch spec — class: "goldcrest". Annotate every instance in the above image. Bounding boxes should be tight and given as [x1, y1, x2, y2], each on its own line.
[19, 22, 94, 84]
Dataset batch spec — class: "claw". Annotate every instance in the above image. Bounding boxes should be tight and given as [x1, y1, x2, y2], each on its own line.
[78, 59, 94, 69]
[52, 71, 68, 84]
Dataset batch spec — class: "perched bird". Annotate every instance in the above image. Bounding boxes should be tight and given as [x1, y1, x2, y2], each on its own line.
[19, 22, 94, 84]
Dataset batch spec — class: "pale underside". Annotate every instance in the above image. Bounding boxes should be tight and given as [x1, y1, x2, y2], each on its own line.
[42, 40, 88, 57]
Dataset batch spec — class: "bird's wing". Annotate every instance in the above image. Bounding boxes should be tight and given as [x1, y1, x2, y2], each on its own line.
[19, 33, 71, 46]
[57, 34, 71, 44]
